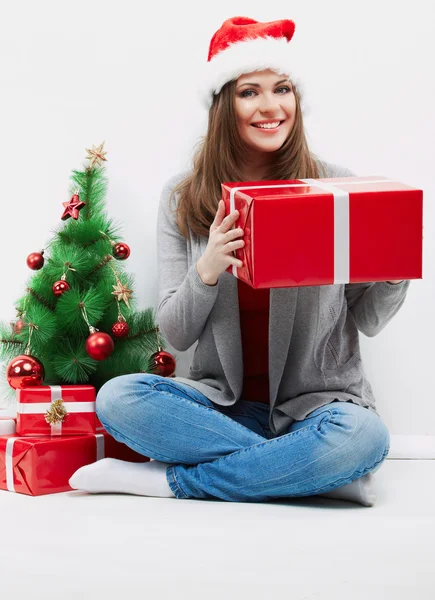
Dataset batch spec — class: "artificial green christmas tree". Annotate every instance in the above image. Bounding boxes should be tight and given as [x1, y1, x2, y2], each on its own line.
[0, 142, 175, 405]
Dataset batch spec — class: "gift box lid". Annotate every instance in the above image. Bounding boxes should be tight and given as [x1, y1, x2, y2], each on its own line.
[17, 384, 96, 405]
[222, 176, 420, 202]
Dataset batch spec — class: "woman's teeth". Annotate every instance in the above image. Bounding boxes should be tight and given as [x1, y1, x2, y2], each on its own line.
[252, 121, 282, 129]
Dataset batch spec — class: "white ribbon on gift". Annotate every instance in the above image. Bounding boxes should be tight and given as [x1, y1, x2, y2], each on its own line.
[5, 438, 15, 492]
[16, 385, 96, 436]
[5, 433, 105, 493]
[95, 433, 105, 461]
[228, 178, 393, 284]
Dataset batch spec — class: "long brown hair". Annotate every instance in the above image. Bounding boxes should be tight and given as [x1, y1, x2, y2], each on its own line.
[169, 78, 327, 240]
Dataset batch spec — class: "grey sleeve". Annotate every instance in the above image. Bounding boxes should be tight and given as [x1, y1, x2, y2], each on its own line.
[156, 175, 220, 351]
[321, 161, 356, 179]
[345, 280, 411, 337]
[321, 160, 412, 337]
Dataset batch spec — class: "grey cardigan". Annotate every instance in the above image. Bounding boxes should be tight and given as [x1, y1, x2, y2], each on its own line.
[156, 160, 411, 437]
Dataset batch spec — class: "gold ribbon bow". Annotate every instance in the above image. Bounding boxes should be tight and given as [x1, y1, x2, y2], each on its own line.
[44, 398, 68, 425]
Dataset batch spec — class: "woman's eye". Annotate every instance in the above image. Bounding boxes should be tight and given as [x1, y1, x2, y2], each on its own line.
[240, 90, 255, 98]
[240, 86, 291, 98]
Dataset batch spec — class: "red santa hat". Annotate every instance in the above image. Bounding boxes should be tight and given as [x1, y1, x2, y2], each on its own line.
[199, 16, 308, 114]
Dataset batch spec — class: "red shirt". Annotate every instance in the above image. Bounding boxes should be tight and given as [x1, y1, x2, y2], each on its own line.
[237, 278, 270, 404]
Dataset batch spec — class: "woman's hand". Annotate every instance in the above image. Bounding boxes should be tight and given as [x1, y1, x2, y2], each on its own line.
[386, 280, 404, 284]
[196, 200, 245, 286]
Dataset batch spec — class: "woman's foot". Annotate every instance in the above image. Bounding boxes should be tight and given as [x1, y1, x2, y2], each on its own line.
[69, 458, 176, 498]
[318, 472, 376, 507]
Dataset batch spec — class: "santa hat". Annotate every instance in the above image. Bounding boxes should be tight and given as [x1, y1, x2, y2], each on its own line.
[198, 16, 308, 114]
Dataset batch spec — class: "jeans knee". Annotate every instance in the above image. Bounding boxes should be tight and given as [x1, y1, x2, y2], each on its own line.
[357, 410, 390, 466]
[96, 374, 137, 425]
[374, 418, 390, 457]
[96, 376, 121, 426]
[96, 373, 159, 428]
[329, 404, 390, 468]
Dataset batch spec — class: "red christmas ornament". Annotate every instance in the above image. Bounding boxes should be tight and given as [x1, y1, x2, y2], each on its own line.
[53, 280, 71, 296]
[111, 319, 130, 338]
[61, 192, 86, 221]
[27, 251, 45, 270]
[6, 354, 45, 389]
[86, 331, 114, 360]
[113, 242, 131, 260]
[150, 349, 176, 377]
[12, 319, 25, 334]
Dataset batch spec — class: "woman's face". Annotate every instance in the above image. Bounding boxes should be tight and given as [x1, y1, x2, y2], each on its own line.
[234, 69, 296, 155]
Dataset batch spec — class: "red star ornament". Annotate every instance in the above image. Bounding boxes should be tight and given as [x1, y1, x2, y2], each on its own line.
[61, 192, 86, 221]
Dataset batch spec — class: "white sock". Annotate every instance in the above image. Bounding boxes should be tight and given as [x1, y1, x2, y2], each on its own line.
[317, 472, 377, 507]
[69, 458, 176, 498]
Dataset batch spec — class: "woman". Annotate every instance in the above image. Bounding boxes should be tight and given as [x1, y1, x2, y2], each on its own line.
[70, 17, 410, 505]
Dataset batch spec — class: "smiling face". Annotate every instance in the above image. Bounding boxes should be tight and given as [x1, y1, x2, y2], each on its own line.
[234, 69, 296, 158]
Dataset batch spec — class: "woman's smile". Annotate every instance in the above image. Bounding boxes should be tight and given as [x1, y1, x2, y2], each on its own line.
[251, 120, 285, 132]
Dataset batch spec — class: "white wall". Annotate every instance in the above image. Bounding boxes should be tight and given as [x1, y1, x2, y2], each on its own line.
[0, 0, 433, 435]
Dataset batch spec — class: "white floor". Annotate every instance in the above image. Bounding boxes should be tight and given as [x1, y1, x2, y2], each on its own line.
[0, 457, 434, 599]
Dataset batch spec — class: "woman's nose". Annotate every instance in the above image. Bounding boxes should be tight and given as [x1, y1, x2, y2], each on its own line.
[259, 92, 280, 113]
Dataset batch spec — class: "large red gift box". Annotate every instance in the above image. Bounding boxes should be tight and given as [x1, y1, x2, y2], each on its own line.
[16, 384, 96, 436]
[222, 176, 423, 288]
[0, 430, 150, 496]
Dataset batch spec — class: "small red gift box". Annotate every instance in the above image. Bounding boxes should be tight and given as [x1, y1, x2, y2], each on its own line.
[16, 384, 96, 436]
[0, 431, 150, 496]
[222, 176, 423, 288]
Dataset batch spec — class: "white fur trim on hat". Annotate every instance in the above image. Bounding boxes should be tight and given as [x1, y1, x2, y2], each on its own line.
[198, 35, 309, 114]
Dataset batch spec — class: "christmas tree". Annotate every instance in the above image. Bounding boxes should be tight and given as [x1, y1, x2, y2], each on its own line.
[0, 142, 175, 405]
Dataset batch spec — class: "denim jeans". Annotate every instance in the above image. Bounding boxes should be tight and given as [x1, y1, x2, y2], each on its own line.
[96, 373, 390, 503]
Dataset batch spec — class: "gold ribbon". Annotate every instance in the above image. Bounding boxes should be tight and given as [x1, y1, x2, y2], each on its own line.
[44, 398, 68, 425]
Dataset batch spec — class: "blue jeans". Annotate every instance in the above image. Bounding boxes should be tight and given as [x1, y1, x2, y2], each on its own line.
[96, 373, 390, 503]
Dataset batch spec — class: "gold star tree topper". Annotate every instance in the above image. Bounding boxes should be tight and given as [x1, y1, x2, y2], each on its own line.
[112, 281, 133, 308]
[85, 141, 108, 168]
